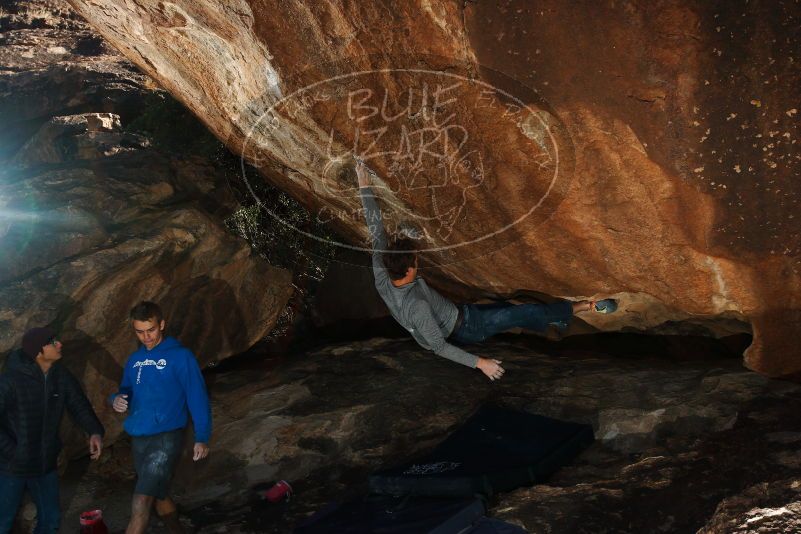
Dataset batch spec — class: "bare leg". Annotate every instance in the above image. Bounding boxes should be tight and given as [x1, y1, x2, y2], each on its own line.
[126, 494, 155, 534]
[155, 497, 185, 534]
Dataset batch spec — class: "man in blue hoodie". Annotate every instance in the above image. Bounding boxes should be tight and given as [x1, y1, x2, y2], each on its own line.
[111, 301, 211, 534]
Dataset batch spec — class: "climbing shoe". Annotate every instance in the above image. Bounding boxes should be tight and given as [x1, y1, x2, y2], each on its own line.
[593, 299, 618, 314]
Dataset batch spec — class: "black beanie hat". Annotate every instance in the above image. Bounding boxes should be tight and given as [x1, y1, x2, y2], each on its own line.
[22, 327, 56, 359]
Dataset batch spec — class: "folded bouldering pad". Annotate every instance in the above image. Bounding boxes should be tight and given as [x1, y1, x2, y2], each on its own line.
[369, 405, 594, 497]
[293, 495, 485, 534]
[469, 517, 528, 534]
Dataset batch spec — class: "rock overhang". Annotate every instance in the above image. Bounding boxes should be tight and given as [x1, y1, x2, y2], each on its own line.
[64, 0, 801, 375]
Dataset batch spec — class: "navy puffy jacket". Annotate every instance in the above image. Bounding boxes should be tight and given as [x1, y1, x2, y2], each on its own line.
[0, 349, 104, 476]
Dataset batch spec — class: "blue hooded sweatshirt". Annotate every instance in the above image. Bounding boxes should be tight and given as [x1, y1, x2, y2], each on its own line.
[111, 336, 211, 443]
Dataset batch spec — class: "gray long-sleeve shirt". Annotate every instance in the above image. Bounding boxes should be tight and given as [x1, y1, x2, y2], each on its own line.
[360, 187, 479, 368]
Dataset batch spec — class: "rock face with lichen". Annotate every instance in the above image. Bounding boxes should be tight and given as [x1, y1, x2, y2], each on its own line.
[0, 0, 294, 449]
[65, 0, 801, 376]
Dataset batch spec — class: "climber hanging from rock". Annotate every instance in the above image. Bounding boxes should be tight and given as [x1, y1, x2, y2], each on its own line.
[355, 157, 618, 381]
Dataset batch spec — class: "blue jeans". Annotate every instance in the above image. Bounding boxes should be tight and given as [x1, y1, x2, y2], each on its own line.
[0, 470, 60, 533]
[450, 300, 574, 344]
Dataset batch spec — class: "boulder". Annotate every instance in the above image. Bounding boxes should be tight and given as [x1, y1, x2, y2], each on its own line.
[699, 479, 801, 533]
[65, 0, 801, 375]
[0, 0, 153, 160]
[0, 110, 294, 448]
[0, 1, 295, 452]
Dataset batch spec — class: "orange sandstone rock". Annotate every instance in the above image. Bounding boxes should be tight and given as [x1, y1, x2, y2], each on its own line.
[67, 0, 801, 375]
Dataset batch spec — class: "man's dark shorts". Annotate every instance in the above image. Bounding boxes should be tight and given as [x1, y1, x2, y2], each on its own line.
[131, 428, 184, 499]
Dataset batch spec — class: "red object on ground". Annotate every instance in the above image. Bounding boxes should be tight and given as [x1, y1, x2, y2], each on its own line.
[262, 480, 293, 502]
[80, 509, 109, 534]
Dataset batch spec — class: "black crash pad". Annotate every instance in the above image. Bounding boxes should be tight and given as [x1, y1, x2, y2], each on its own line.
[293, 495, 485, 534]
[469, 517, 528, 534]
[369, 405, 594, 497]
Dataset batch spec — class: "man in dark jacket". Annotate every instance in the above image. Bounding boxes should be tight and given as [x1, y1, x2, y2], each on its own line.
[0, 327, 104, 533]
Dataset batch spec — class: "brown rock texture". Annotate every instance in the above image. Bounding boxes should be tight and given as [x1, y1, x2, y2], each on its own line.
[699, 479, 801, 533]
[0, 0, 293, 449]
[64, 0, 801, 376]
